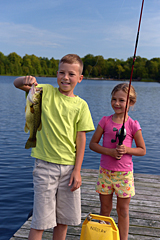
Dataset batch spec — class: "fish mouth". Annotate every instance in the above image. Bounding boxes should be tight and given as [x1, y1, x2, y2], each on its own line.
[30, 83, 36, 93]
[28, 95, 35, 104]
[28, 84, 37, 104]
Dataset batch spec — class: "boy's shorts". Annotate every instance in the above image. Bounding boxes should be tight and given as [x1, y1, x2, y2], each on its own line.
[96, 166, 135, 198]
[31, 159, 81, 230]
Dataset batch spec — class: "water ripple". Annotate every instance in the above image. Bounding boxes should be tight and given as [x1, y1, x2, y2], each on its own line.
[0, 77, 160, 240]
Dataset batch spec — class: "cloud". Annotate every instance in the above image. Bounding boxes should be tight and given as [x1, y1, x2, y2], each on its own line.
[140, 15, 160, 47]
[0, 22, 69, 48]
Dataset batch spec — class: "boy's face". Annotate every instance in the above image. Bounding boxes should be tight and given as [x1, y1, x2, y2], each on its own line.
[57, 62, 83, 97]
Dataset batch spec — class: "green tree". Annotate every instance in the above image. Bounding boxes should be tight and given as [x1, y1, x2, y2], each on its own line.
[7, 52, 22, 75]
[134, 57, 148, 80]
[40, 57, 48, 75]
[30, 55, 42, 75]
[92, 66, 99, 77]
[0, 51, 160, 81]
[0, 52, 6, 74]
[95, 55, 105, 77]
[116, 64, 125, 79]
[146, 58, 160, 80]
[22, 54, 33, 75]
[106, 58, 116, 78]
[83, 54, 97, 77]
[49, 57, 59, 76]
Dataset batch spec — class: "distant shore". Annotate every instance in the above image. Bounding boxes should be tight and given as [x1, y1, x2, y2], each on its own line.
[84, 77, 157, 82]
[0, 75, 158, 82]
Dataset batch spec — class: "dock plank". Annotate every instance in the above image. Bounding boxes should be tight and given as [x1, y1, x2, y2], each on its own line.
[10, 169, 160, 240]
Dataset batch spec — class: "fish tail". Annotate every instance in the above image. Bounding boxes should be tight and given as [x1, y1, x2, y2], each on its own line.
[25, 139, 36, 149]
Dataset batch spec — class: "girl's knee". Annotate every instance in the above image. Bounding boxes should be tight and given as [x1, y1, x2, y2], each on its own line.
[101, 207, 112, 216]
[100, 202, 113, 216]
[117, 205, 129, 218]
[100, 194, 113, 216]
[117, 197, 130, 218]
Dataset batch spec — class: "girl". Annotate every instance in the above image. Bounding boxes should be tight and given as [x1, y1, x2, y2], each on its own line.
[89, 83, 146, 240]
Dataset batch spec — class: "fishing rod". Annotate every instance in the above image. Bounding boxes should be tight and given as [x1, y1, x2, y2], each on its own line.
[117, 0, 144, 145]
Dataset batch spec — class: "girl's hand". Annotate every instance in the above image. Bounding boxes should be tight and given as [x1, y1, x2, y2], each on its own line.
[110, 148, 123, 160]
[23, 76, 38, 86]
[116, 144, 127, 154]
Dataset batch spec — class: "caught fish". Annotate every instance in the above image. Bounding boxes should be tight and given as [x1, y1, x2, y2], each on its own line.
[24, 84, 43, 149]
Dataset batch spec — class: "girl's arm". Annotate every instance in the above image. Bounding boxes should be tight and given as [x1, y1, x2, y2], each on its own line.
[116, 130, 146, 156]
[13, 76, 38, 92]
[69, 131, 86, 192]
[89, 125, 121, 159]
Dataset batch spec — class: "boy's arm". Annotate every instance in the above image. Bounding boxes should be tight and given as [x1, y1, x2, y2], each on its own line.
[69, 131, 86, 192]
[13, 76, 38, 92]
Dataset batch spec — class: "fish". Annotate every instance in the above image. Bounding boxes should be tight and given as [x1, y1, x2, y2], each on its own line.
[24, 84, 43, 149]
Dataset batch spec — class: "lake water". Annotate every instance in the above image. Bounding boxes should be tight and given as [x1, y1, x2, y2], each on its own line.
[0, 76, 160, 240]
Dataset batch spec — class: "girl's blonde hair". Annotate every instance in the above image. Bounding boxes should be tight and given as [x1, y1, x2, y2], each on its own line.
[111, 83, 137, 105]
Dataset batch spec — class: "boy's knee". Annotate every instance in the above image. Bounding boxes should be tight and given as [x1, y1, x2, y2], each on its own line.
[28, 228, 44, 240]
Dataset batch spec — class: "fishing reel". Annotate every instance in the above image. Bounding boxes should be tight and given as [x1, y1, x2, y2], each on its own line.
[111, 125, 126, 145]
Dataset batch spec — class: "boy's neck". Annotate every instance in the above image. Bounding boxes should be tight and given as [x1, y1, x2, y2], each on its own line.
[58, 88, 76, 97]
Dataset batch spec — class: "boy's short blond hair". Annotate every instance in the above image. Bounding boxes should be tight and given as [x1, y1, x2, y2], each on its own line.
[59, 54, 83, 75]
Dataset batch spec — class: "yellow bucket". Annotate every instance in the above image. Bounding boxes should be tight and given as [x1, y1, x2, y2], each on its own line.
[80, 213, 120, 240]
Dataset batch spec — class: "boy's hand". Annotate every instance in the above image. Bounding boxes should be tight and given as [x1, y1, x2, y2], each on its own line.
[69, 169, 82, 192]
[23, 76, 38, 86]
[14, 75, 38, 92]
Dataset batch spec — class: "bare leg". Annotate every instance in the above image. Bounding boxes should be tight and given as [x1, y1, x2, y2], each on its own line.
[99, 193, 113, 216]
[117, 197, 131, 240]
[28, 228, 44, 240]
[53, 224, 68, 240]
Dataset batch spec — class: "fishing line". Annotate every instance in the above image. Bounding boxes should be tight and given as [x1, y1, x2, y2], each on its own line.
[117, 0, 145, 145]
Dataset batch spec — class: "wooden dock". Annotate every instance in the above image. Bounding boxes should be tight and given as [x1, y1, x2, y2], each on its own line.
[10, 169, 160, 240]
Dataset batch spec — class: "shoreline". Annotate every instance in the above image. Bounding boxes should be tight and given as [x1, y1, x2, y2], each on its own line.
[84, 77, 157, 82]
[0, 75, 158, 82]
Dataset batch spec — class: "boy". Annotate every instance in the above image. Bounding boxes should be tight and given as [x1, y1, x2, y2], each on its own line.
[14, 54, 95, 240]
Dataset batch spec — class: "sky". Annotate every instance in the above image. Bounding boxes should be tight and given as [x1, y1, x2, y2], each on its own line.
[0, 0, 160, 61]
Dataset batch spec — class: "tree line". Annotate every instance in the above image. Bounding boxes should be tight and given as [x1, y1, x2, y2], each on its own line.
[0, 52, 160, 81]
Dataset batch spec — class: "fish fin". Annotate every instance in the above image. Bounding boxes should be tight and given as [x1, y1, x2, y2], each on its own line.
[30, 105, 34, 113]
[24, 123, 29, 133]
[38, 122, 42, 131]
[25, 139, 36, 149]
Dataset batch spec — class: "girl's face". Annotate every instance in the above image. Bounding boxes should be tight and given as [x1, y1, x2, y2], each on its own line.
[111, 90, 128, 115]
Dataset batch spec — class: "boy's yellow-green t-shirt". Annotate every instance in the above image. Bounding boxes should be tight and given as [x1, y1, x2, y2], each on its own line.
[31, 84, 95, 165]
